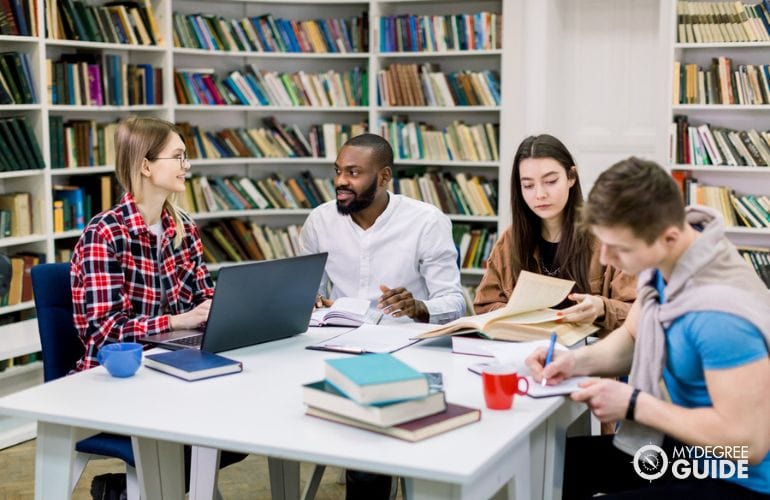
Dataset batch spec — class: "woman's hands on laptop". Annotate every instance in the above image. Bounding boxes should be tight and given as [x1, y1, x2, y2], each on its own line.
[170, 299, 211, 330]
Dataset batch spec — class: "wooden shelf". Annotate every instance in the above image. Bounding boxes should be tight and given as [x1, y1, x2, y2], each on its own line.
[0, 416, 36, 450]
[0, 35, 39, 44]
[173, 48, 370, 59]
[377, 106, 501, 112]
[191, 209, 313, 220]
[53, 230, 83, 239]
[49, 105, 165, 112]
[0, 235, 47, 248]
[724, 227, 770, 235]
[672, 105, 770, 111]
[45, 39, 166, 52]
[50, 166, 115, 175]
[394, 159, 500, 168]
[190, 158, 331, 167]
[675, 42, 770, 49]
[671, 165, 770, 174]
[0, 319, 40, 361]
[175, 105, 369, 112]
[0, 170, 44, 179]
[378, 49, 502, 58]
[448, 214, 498, 222]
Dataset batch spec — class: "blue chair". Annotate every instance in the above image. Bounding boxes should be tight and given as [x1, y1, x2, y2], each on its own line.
[31, 263, 140, 499]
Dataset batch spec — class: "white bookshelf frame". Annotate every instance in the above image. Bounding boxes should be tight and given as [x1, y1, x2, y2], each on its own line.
[0, 0, 511, 448]
[663, 0, 770, 247]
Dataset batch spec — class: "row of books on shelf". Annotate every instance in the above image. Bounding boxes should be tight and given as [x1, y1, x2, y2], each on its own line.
[173, 12, 368, 54]
[174, 66, 366, 107]
[303, 354, 479, 442]
[738, 247, 770, 288]
[49, 116, 118, 168]
[393, 171, 497, 217]
[47, 0, 162, 45]
[0, 192, 32, 236]
[178, 119, 366, 161]
[0, 252, 43, 306]
[453, 223, 496, 270]
[0, 0, 36, 36]
[199, 219, 301, 264]
[378, 118, 499, 162]
[0, 52, 37, 104]
[0, 352, 41, 372]
[379, 12, 501, 53]
[48, 54, 163, 106]
[52, 177, 117, 232]
[0, 116, 44, 171]
[183, 172, 334, 214]
[377, 64, 500, 107]
[678, 177, 770, 228]
[670, 116, 770, 166]
[676, 0, 770, 43]
[673, 58, 770, 105]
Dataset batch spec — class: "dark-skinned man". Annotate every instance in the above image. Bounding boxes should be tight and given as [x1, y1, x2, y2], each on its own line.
[299, 133, 465, 500]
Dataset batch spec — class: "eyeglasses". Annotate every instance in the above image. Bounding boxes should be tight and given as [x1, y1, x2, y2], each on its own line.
[149, 153, 190, 168]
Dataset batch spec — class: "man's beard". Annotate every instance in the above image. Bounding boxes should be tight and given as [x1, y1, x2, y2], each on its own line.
[336, 179, 378, 215]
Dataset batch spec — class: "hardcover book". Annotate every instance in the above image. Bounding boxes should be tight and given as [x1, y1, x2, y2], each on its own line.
[325, 353, 428, 404]
[307, 402, 480, 442]
[302, 380, 446, 427]
[144, 349, 242, 381]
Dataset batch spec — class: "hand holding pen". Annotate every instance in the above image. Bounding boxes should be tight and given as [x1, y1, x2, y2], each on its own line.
[542, 333, 557, 387]
[525, 334, 576, 386]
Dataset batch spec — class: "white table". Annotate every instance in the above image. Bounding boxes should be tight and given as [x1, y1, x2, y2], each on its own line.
[0, 328, 585, 500]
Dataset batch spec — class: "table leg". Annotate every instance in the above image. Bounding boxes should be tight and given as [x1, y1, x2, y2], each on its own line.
[133, 437, 185, 499]
[543, 401, 587, 500]
[267, 457, 300, 500]
[34, 422, 78, 500]
[189, 446, 221, 500]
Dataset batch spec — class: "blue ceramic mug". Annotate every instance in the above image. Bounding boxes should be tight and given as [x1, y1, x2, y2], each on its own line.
[96, 342, 143, 378]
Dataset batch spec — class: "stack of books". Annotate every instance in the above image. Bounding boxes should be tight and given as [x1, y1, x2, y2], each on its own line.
[303, 353, 480, 442]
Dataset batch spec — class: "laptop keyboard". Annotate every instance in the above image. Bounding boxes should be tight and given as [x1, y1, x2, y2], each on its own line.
[173, 335, 202, 347]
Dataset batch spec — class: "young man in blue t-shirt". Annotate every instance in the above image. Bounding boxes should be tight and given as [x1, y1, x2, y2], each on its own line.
[527, 157, 770, 499]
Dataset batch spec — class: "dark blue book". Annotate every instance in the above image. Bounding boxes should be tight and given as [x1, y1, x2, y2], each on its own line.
[144, 349, 242, 381]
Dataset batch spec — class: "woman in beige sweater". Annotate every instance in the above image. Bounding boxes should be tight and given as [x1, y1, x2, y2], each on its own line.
[474, 134, 636, 333]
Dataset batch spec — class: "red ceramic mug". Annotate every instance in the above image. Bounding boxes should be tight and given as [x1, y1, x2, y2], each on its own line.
[481, 364, 529, 410]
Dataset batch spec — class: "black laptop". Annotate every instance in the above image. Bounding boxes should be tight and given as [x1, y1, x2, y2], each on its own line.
[141, 253, 327, 352]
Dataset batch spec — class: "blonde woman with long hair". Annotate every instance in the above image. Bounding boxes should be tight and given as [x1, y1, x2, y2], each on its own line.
[71, 116, 211, 371]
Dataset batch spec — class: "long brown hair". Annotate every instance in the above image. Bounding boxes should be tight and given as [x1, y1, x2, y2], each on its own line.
[114, 116, 187, 248]
[509, 134, 593, 293]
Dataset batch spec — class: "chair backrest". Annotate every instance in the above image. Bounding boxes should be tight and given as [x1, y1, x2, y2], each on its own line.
[31, 263, 83, 382]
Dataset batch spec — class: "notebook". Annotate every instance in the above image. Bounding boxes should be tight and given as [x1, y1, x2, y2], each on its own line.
[140, 253, 327, 352]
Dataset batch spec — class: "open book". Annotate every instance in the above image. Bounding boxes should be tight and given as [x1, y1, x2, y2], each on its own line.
[309, 297, 383, 327]
[414, 271, 599, 346]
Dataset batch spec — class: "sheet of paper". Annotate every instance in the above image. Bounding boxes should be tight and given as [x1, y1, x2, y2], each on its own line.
[504, 271, 575, 315]
[308, 324, 422, 354]
[478, 339, 566, 365]
[526, 376, 593, 398]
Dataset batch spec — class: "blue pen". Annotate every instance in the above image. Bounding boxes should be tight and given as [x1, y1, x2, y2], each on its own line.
[542, 333, 558, 387]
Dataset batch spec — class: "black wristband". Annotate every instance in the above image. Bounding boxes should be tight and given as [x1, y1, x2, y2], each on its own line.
[626, 388, 641, 421]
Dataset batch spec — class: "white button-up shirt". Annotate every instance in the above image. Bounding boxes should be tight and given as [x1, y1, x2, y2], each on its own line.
[299, 193, 465, 324]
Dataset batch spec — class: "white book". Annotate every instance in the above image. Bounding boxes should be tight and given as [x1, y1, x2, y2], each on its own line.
[238, 178, 269, 209]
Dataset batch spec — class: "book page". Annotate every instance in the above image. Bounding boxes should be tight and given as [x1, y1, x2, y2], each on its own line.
[308, 324, 421, 353]
[310, 297, 381, 326]
[503, 271, 575, 315]
[526, 376, 593, 398]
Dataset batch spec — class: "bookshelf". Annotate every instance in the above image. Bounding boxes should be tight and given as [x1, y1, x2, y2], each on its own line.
[0, 0, 512, 447]
[664, 0, 770, 285]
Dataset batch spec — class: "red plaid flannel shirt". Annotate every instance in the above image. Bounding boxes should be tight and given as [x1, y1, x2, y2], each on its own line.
[71, 192, 214, 371]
